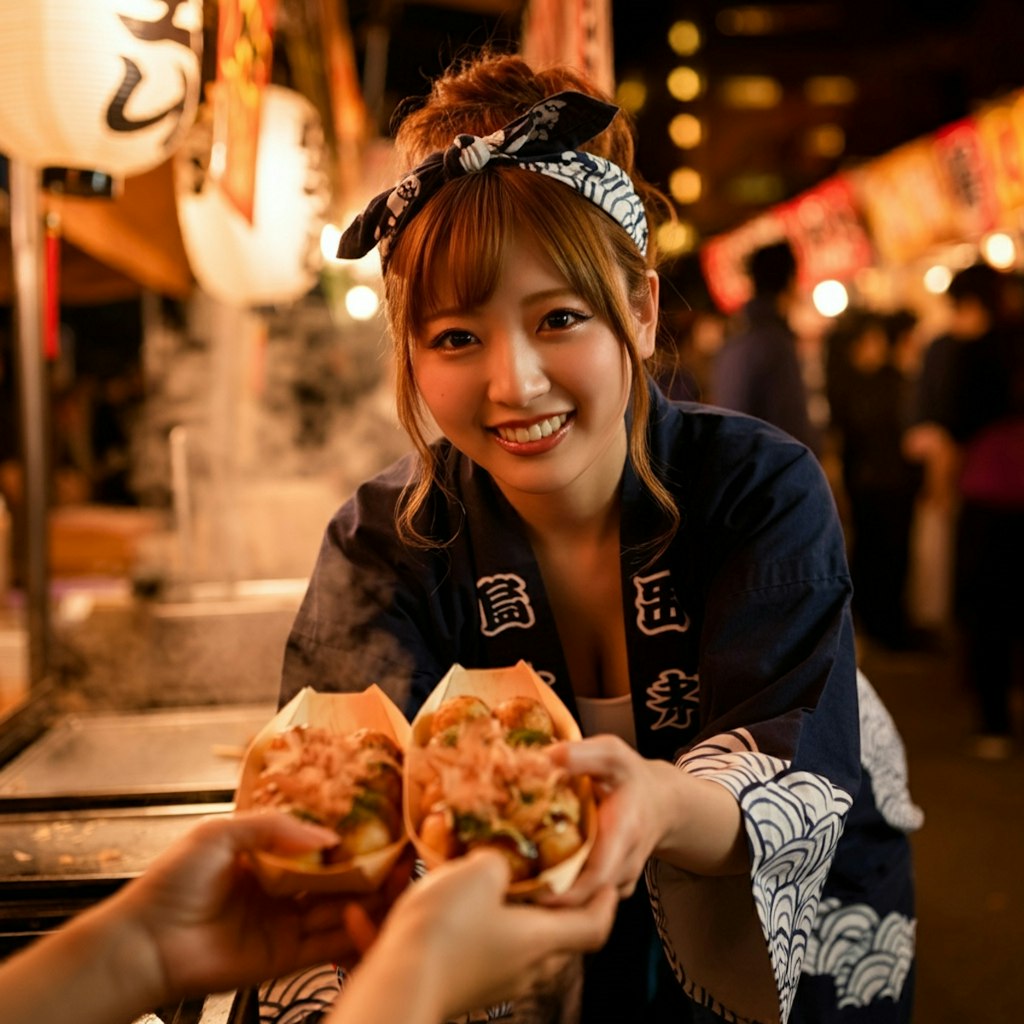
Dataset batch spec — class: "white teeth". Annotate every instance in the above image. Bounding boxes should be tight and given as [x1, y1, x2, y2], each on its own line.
[496, 413, 567, 443]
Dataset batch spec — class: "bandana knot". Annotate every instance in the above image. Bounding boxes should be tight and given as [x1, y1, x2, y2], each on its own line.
[338, 91, 648, 268]
[452, 132, 499, 174]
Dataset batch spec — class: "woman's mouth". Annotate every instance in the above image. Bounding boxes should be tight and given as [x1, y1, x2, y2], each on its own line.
[493, 412, 570, 445]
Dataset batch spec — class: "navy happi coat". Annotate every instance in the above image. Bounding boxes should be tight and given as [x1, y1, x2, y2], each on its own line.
[280, 382, 922, 1024]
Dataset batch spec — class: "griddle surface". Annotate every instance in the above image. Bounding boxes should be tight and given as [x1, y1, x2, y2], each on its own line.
[0, 704, 274, 801]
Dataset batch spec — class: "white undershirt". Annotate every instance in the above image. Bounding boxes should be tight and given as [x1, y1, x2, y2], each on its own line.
[576, 693, 637, 747]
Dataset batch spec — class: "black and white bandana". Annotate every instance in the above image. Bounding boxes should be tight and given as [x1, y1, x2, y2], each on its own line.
[338, 91, 649, 267]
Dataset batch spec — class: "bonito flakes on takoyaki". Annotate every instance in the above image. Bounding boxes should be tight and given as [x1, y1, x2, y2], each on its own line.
[411, 694, 584, 882]
[249, 724, 404, 865]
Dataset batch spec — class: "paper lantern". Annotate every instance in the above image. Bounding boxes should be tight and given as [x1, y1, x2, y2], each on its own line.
[0, 0, 203, 177]
[175, 85, 331, 308]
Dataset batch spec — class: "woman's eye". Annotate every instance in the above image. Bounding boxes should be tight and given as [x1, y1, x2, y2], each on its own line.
[541, 309, 591, 331]
[429, 329, 478, 351]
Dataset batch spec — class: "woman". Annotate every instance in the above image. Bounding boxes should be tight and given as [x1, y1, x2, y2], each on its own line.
[282, 52, 922, 1024]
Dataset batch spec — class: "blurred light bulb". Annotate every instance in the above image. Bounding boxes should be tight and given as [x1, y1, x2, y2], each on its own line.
[923, 264, 953, 294]
[981, 231, 1016, 269]
[719, 75, 781, 109]
[320, 222, 343, 263]
[616, 78, 647, 113]
[812, 279, 848, 317]
[656, 220, 697, 255]
[667, 66, 702, 102]
[669, 167, 702, 203]
[668, 21, 701, 56]
[345, 284, 379, 320]
[668, 113, 702, 149]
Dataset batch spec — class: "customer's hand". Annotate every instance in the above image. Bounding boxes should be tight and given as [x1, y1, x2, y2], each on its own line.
[108, 811, 411, 1005]
[0, 810, 415, 1024]
[331, 849, 617, 1024]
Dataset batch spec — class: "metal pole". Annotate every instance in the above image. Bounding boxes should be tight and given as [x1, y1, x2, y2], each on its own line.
[8, 158, 51, 687]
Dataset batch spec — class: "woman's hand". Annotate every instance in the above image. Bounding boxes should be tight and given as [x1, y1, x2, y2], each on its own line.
[331, 849, 617, 1024]
[110, 811, 413, 1006]
[542, 735, 676, 905]
[542, 736, 748, 907]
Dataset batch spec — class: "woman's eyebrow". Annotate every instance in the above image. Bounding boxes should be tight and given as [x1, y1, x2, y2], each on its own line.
[423, 287, 578, 323]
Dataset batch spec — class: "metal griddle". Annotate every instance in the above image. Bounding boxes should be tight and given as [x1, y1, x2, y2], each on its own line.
[0, 703, 274, 811]
[0, 702, 280, 1022]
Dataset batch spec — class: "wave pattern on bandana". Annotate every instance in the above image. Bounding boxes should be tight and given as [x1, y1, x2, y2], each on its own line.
[338, 91, 648, 267]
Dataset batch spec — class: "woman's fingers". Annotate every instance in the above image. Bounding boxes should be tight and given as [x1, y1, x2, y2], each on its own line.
[551, 736, 637, 785]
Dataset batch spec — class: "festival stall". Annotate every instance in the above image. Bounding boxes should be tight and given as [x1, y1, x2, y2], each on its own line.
[700, 86, 1024, 315]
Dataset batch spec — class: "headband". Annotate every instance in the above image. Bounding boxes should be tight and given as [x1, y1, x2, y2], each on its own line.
[337, 91, 649, 268]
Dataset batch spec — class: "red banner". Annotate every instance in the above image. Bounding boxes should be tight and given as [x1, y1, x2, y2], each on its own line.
[700, 86, 1024, 309]
[852, 137, 959, 265]
[933, 117, 1000, 240]
[700, 176, 874, 314]
[214, 0, 278, 224]
[777, 175, 875, 288]
[699, 212, 787, 314]
[521, 0, 615, 96]
[976, 90, 1024, 220]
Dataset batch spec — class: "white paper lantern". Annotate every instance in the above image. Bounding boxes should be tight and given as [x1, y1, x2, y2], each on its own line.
[0, 0, 203, 177]
[175, 85, 331, 308]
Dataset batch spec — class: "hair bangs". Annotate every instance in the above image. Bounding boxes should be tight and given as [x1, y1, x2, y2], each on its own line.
[388, 172, 521, 338]
[389, 168, 640, 338]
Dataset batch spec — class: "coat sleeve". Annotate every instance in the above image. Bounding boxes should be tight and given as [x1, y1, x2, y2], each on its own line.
[647, 429, 864, 1023]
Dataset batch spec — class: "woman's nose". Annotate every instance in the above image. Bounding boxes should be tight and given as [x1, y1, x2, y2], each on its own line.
[487, 333, 549, 407]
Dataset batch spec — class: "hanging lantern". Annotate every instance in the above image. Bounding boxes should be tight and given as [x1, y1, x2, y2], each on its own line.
[175, 84, 331, 308]
[0, 0, 203, 177]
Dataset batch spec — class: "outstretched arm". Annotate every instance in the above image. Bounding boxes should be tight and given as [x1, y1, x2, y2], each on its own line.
[0, 812, 379, 1024]
[542, 736, 779, 1024]
[331, 849, 618, 1024]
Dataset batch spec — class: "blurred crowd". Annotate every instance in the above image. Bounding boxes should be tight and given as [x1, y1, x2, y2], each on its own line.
[665, 244, 1024, 760]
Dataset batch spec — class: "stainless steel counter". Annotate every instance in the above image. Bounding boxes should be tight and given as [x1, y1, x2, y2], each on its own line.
[0, 701, 282, 1024]
[0, 703, 274, 809]
[0, 574, 313, 1021]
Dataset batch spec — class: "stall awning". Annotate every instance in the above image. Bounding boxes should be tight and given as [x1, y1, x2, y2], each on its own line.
[1, 158, 194, 305]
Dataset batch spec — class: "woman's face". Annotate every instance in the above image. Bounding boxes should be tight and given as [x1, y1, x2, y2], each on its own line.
[411, 235, 657, 508]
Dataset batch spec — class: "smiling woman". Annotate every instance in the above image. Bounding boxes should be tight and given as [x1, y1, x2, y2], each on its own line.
[277, 48, 922, 1024]
[409, 234, 654, 508]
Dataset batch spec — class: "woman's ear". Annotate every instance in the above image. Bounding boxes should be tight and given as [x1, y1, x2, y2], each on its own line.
[634, 270, 660, 359]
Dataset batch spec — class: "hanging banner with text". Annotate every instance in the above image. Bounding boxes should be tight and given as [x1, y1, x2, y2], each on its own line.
[214, 0, 279, 224]
[701, 86, 1024, 311]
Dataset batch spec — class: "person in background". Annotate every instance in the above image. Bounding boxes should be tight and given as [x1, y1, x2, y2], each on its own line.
[0, 811, 616, 1024]
[280, 49, 922, 1024]
[711, 239, 821, 454]
[922, 264, 1024, 759]
[826, 308, 923, 650]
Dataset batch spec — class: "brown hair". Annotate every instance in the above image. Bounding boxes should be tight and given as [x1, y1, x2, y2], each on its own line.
[382, 52, 678, 552]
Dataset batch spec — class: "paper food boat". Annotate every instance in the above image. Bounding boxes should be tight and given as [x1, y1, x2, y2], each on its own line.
[235, 685, 411, 895]
[404, 660, 596, 900]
